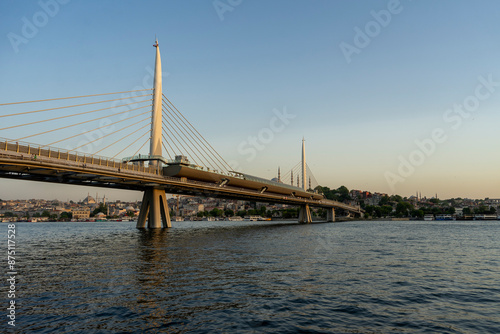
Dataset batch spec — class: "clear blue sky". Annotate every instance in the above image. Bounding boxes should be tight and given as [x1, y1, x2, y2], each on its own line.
[1, 0, 500, 201]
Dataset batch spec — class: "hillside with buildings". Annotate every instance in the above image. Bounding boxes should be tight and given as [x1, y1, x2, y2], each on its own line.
[1, 187, 498, 222]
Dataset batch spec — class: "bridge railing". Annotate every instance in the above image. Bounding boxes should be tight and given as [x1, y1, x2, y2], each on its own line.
[0, 137, 161, 175]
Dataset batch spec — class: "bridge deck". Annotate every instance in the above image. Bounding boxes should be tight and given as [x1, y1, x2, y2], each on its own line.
[0, 139, 363, 214]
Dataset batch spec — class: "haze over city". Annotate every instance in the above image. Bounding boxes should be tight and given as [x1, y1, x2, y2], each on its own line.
[2, 0, 500, 200]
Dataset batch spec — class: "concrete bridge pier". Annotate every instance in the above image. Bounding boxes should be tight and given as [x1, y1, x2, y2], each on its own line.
[298, 204, 312, 224]
[137, 187, 171, 228]
[326, 208, 335, 222]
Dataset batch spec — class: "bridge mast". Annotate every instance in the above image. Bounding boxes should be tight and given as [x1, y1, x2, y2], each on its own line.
[298, 137, 312, 223]
[150, 38, 163, 165]
[302, 138, 306, 191]
[137, 39, 171, 229]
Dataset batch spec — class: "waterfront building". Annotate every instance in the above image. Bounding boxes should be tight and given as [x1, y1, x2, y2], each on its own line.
[72, 208, 91, 220]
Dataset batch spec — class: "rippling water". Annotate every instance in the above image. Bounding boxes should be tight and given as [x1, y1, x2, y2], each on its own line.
[5, 220, 500, 333]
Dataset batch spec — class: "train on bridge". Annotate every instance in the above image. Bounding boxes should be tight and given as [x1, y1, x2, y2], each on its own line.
[162, 155, 324, 201]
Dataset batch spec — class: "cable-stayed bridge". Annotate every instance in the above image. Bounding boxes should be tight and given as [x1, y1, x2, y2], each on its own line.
[0, 40, 362, 228]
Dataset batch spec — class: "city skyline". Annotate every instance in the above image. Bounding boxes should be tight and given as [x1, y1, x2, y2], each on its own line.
[2, 1, 500, 200]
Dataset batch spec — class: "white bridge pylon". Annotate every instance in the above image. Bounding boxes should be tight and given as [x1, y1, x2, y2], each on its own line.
[137, 39, 171, 228]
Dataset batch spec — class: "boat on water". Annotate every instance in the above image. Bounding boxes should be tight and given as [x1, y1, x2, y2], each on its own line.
[435, 214, 453, 221]
[227, 217, 244, 221]
[244, 216, 262, 221]
[162, 155, 323, 201]
[424, 214, 434, 221]
[474, 214, 497, 220]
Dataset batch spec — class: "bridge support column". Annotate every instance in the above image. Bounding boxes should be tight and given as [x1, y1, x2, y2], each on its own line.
[137, 188, 171, 228]
[326, 208, 335, 222]
[298, 204, 312, 224]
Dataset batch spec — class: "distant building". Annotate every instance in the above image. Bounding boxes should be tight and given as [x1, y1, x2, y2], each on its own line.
[72, 208, 90, 219]
[181, 209, 197, 217]
[95, 212, 106, 220]
[350, 190, 372, 200]
[82, 195, 96, 205]
[125, 205, 137, 212]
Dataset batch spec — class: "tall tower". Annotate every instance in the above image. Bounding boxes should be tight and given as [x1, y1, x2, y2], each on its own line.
[149, 39, 163, 166]
[278, 167, 281, 183]
[136, 39, 170, 229]
[302, 138, 306, 191]
[291, 170, 293, 186]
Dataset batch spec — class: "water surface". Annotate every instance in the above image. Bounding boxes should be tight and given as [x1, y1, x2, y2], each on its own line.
[5, 220, 500, 333]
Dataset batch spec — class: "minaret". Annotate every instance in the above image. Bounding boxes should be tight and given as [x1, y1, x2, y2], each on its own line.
[149, 38, 162, 166]
[297, 175, 300, 188]
[302, 138, 306, 191]
[278, 167, 281, 183]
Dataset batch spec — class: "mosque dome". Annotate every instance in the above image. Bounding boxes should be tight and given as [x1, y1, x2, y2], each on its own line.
[83, 195, 96, 204]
